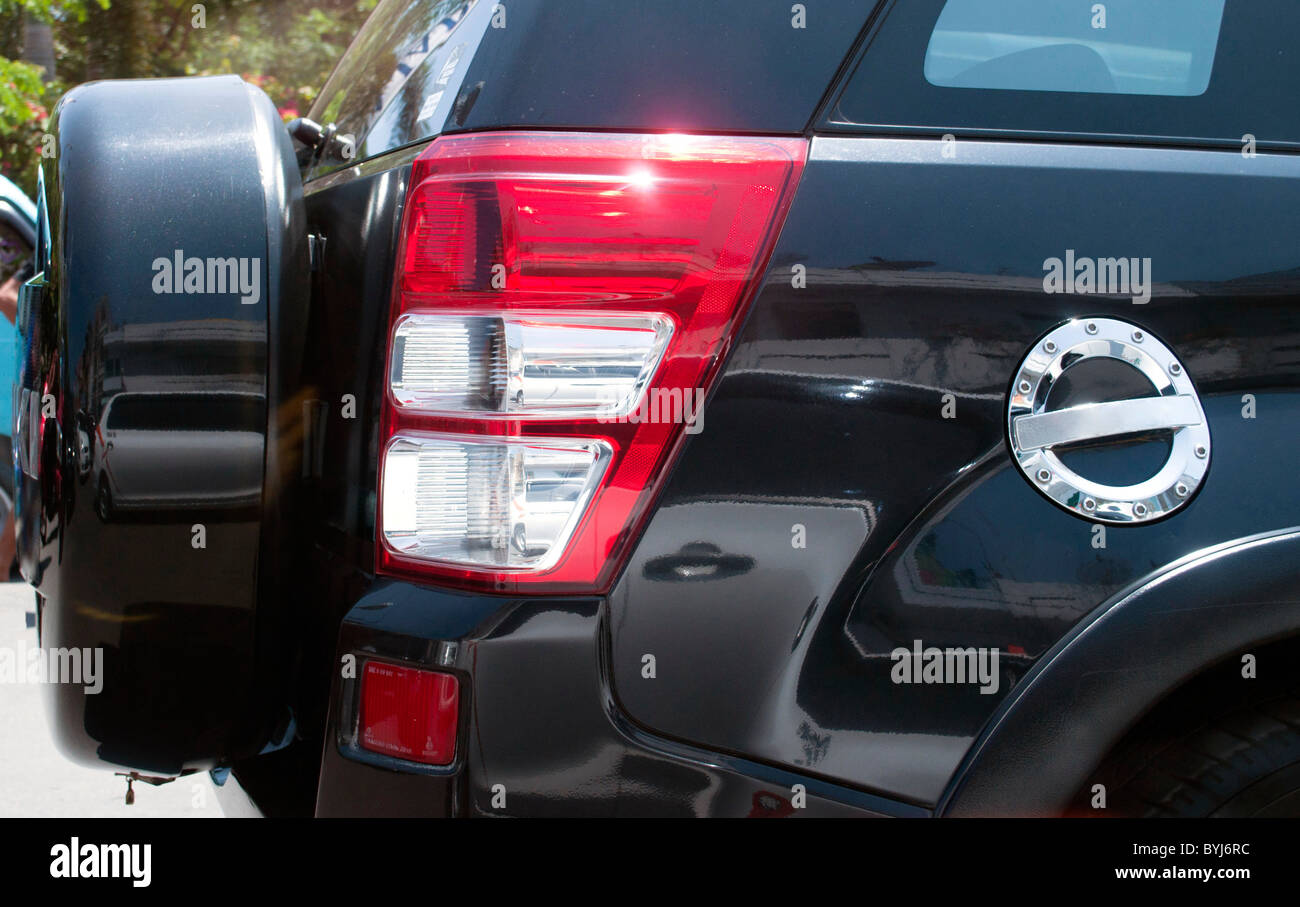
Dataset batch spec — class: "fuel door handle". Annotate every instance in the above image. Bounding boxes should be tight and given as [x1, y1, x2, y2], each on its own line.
[1013, 394, 1202, 452]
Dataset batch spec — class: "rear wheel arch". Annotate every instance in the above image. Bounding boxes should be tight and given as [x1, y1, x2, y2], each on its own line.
[939, 527, 1300, 816]
[1070, 633, 1300, 816]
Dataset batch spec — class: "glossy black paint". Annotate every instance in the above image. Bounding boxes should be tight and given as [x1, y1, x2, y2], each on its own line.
[24, 75, 307, 772]
[317, 582, 902, 817]
[273, 149, 414, 781]
[942, 529, 1300, 816]
[608, 136, 1300, 805]
[308, 0, 877, 179]
[301, 138, 1300, 814]
[447, 0, 869, 137]
[292, 25, 1300, 814]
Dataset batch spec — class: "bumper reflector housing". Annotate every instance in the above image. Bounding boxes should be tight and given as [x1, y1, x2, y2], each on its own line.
[359, 661, 459, 766]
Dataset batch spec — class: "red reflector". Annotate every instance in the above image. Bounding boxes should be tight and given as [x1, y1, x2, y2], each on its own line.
[359, 661, 459, 766]
[379, 131, 807, 594]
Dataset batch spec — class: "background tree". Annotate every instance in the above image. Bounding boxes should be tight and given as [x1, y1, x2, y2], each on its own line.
[0, 0, 376, 195]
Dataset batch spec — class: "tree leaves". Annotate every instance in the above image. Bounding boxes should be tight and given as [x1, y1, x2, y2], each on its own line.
[0, 0, 375, 194]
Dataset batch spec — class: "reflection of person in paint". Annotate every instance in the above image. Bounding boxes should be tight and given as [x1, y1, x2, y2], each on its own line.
[0, 259, 26, 573]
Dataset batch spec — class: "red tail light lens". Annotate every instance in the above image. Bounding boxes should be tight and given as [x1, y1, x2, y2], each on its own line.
[379, 131, 806, 594]
[359, 661, 460, 766]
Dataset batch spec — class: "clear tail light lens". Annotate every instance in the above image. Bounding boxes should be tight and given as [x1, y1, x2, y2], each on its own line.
[390, 313, 674, 416]
[379, 131, 806, 593]
[382, 434, 611, 569]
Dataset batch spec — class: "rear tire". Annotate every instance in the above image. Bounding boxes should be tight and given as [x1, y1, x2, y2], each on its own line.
[1103, 693, 1300, 817]
[94, 476, 113, 523]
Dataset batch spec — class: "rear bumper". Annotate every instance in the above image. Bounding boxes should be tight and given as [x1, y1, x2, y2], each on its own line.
[316, 580, 920, 817]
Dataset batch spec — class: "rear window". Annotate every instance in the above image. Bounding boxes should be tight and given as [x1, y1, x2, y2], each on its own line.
[309, 0, 486, 168]
[828, 0, 1300, 148]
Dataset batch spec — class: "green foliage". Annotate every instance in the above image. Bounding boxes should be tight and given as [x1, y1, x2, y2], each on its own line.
[0, 1, 110, 26]
[186, 0, 376, 116]
[0, 0, 375, 196]
[0, 55, 43, 129]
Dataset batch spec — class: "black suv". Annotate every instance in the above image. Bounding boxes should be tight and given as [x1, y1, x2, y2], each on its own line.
[17, 0, 1300, 817]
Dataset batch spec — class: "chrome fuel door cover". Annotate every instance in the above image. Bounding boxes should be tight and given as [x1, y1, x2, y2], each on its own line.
[1007, 318, 1210, 524]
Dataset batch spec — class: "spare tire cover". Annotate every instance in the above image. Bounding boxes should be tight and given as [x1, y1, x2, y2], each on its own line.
[16, 75, 307, 773]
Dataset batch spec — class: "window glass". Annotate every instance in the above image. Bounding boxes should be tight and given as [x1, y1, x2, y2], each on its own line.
[309, 0, 482, 165]
[924, 0, 1225, 96]
[829, 0, 1300, 147]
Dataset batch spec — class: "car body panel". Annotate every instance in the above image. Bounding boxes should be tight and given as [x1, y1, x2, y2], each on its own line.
[607, 136, 1300, 805]
[942, 528, 1300, 816]
[309, 0, 880, 177]
[317, 581, 913, 817]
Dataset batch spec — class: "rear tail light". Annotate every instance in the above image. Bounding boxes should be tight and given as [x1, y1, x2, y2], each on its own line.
[383, 434, 610, 570]
[359, 661, 459, 766]
[379, 131, 806, 594]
